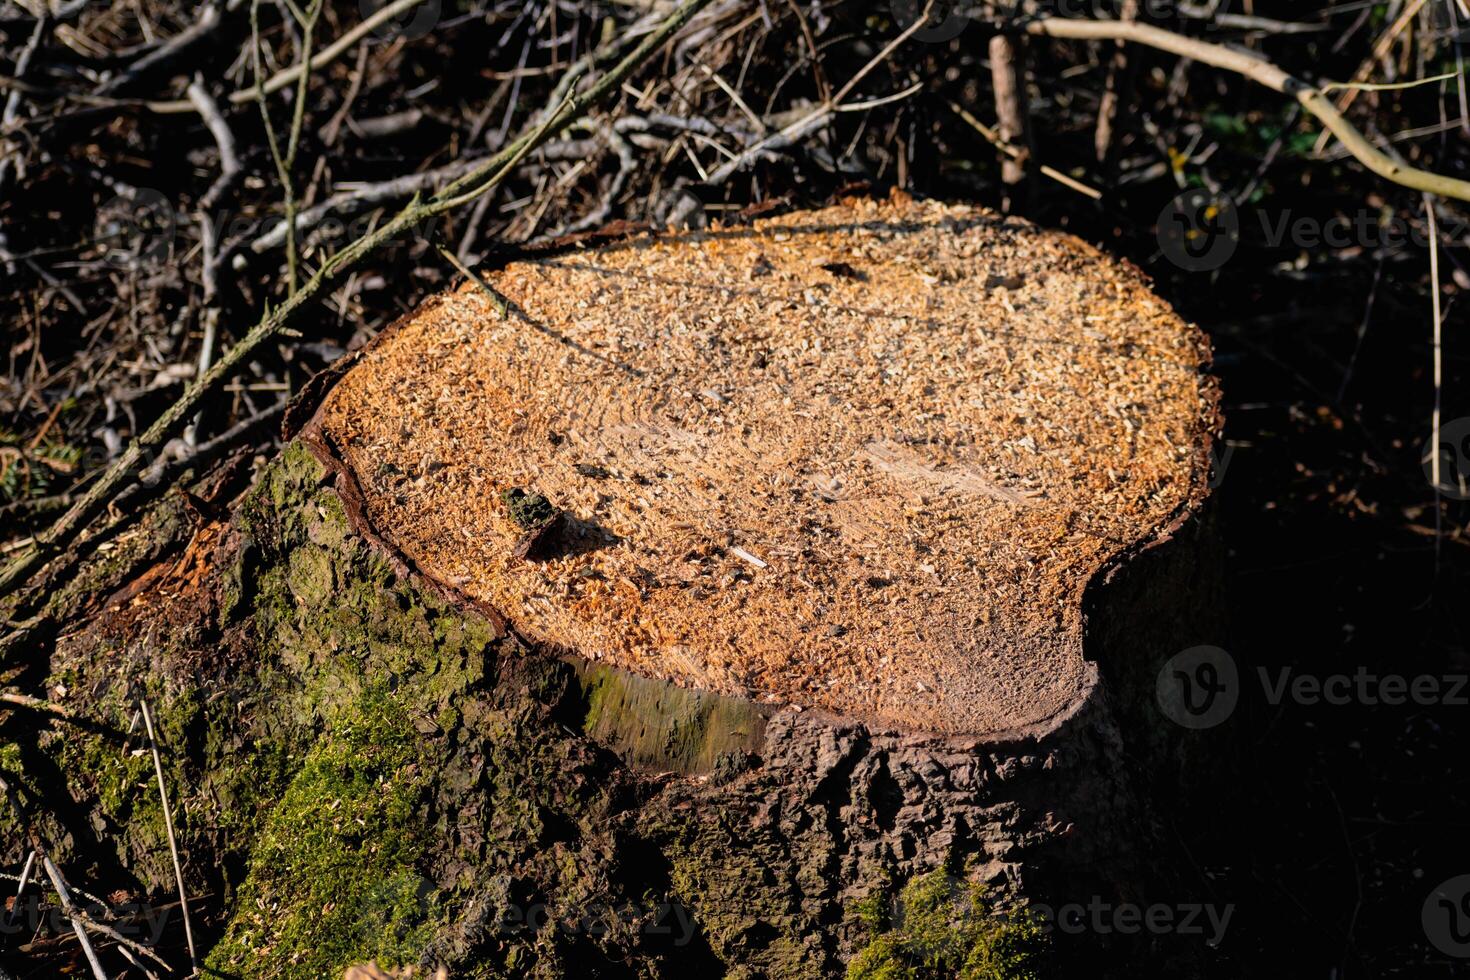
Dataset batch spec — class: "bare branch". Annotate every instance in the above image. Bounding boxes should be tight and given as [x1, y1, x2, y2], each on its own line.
[1026, 17, 1470, 202]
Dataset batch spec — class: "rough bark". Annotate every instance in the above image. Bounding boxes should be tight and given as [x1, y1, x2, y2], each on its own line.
[0, 424, 1228, 978]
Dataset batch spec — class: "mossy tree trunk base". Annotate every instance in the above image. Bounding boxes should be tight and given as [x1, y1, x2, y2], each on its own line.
[0, 436, 1227, 979]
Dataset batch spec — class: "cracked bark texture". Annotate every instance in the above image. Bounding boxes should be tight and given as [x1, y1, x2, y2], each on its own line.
[0, 430, 1229, 978]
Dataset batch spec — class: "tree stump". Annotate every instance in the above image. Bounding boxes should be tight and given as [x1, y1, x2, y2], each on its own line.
[1, 195, 1226, 978]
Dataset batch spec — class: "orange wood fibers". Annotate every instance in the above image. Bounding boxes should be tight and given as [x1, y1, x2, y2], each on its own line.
[320, 195, 1219, 736]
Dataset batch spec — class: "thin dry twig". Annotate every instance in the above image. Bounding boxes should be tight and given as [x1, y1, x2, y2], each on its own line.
[0, 688, 74, 717]
[434, 242, 509, 317]
[254, 0, 324, 294]
[69, 900, 174, 974]
[38, 854, 107, 980]
[1424, 194, 1445, 562]
[146, 0, 436, 113]
[989, 33, 1029, 199]
[186, 75, 242, 446]
[945, 98, 1101, 199]
[705, 0, 937, 185]
[140, 697, 197, 974]
[5, 850, 34, 931]
[1094, 0, 1138, 164]
[1328, 0, 1431, 122]
[1026, 17, 1470, 202]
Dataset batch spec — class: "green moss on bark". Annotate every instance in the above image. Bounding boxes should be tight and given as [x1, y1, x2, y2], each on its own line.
[846, 869, 1049, 980]
[205, 688, 440, 978]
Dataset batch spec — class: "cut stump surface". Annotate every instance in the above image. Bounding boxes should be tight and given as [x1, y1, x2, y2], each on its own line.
[320, 196, 1219, 736]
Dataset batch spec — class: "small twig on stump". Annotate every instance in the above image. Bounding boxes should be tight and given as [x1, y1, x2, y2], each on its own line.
[434, 243, 509, 318]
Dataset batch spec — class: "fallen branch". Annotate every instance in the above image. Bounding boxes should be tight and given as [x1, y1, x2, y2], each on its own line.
[1024, 17, 1470, 202]
[145, 0, 436, 113]
[95, 0, 229, 96]
[250, 156, 486, 253]
[705, 0, 936, 185]
[0, 13, 45, 271]
[0, 0, 719, 600]
[0, 688, 74, 718]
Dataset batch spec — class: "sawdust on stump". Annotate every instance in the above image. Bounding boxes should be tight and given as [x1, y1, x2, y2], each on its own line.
[318, 194, 1219, 737]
